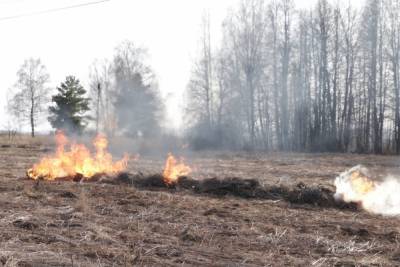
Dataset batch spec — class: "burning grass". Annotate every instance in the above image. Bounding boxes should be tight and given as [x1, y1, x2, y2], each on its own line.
[162, 153, 191, 185]
[27, 131, 128, 180]
[1, 144, 400, 266]
[335, 165, 400, 216]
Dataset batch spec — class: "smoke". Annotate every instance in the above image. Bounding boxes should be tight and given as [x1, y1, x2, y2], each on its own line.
[334, 165, 400, 216]
[114, 73, 162, 138]
[84, 41, 185, 156]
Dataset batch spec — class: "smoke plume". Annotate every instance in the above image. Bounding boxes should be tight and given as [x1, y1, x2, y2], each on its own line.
[334, 165, 400, 216]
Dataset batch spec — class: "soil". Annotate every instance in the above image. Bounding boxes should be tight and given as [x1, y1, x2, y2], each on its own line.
[0, 144, 400, 266]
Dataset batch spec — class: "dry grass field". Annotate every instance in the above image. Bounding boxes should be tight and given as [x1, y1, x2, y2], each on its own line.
[0, 135, 399, 266]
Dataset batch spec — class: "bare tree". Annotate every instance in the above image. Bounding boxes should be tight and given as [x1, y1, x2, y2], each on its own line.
[184, 0, 400, 154]
[387, 0, 400, 153]
[113, 40, 155, 86]
[89, 59, 116, 136]
[186, 12, 214, 130]
[224, 0, 268, 148]
[268, 0, 282, 149]
[9, 58, 49, 137]
[339, 2, 359, 151]
[279, 0, 293, 150]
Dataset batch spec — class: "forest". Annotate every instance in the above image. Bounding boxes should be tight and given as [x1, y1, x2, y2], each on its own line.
[7, 0, 400, 155]
[186, 0, 400, 154]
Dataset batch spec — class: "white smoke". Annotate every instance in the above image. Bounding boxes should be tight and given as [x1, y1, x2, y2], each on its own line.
[334, 165, 400, 216]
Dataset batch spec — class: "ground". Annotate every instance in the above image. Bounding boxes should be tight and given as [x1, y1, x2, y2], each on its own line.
[0, 137, 399, 266]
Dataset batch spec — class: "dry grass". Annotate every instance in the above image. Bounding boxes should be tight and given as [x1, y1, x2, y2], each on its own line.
[0, 137, 399, 266]
[0, 132, 54, 147]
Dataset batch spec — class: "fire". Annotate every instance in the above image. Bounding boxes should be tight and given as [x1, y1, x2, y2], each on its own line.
[27, 131, 128, 180]
[349, 170, 375, 195]
[162, 153, 191, 185]
[335, 165, 400, 216]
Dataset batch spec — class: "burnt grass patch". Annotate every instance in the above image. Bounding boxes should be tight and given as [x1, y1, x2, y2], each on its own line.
[111, 172, 358, 210]
[14, 151, 400, 266]
[26, 172, 358, 210]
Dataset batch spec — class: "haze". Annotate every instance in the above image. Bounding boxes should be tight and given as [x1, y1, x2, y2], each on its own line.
[0, 0, 361, 132]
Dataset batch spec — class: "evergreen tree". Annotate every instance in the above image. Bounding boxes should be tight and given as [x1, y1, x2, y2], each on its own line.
[48, 76, 90, 133]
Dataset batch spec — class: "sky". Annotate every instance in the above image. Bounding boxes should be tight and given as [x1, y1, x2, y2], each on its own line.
[0, 0, 363, 133]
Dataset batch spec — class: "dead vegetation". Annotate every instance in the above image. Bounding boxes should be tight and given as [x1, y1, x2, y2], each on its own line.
[109, 173, 356, 210]
[0, 142, 400, 266]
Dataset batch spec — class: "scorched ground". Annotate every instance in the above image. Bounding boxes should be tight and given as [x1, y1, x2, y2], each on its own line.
[0, 141, 400, 266]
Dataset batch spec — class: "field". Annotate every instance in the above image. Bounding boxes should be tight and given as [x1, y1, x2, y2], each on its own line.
[0, 137, 399, 266]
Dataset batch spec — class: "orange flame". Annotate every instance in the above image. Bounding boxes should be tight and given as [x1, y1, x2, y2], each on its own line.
[162, 153, 191, 185]
[27, 131, 128, 180]
[349, 170, 375, 195]
[334, 165, 377, 205]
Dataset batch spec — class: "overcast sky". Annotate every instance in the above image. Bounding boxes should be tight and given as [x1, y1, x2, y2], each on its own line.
[0, 0, 363, 133]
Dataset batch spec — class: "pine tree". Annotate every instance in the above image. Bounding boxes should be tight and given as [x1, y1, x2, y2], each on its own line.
[48, 76, 90, 133]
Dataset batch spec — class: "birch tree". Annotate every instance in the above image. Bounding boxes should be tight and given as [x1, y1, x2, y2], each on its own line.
[9, 58, 50, 137]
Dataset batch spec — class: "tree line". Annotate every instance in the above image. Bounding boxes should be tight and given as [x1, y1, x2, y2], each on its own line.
[7, 41, 162, 138]
[185, 0, 400, 154]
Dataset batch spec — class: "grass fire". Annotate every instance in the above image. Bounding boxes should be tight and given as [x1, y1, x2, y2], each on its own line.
[335, 165, 400, 216]
[26, 131, 129, 181]
[4, 145, 400, 266]
[162, 153, 191, 185]
[3, 0, 400, 265]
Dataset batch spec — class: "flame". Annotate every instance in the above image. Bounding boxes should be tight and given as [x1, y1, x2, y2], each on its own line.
[349, 170, 375, 195]
[335, 165, 400, 216]
[162, 153, 191, 185]
[27, 131, 128, 180]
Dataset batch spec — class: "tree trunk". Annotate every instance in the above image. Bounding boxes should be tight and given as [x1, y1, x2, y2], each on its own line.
[30, 99, 35, 138]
